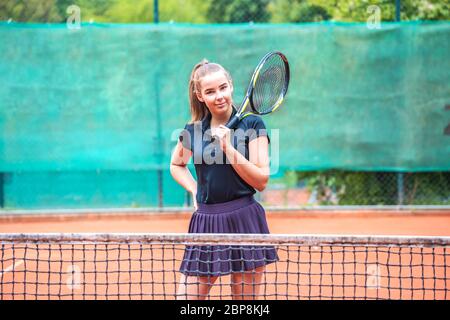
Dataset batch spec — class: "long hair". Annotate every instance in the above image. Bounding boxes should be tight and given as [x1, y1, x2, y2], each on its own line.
[188, 59, 233, 123]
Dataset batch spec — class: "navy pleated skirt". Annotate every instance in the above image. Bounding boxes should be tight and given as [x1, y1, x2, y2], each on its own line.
[179, 195, 278, 277]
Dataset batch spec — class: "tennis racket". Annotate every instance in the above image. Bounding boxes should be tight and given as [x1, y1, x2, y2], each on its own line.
[226, 51, 290, 129]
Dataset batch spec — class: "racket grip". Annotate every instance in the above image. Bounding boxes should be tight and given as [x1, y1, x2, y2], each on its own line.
[226, 115, 240, 129]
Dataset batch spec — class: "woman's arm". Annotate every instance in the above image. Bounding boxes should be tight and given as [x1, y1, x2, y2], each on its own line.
[217, 127, 270, 192]
[170, 141, 198, 208]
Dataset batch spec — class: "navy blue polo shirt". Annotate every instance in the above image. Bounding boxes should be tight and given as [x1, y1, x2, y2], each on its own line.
[179, 108, 270, 204]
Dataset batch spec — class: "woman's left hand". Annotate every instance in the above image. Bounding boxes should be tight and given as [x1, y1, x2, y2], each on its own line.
[213, 125, 232, 152]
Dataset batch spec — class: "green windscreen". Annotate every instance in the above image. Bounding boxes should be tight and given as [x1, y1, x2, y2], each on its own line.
[1, 22, 449, 172]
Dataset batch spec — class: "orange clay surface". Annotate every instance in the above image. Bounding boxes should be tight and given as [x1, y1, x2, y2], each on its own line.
[1, 209, 449, 300]
[0, 209, 449, 235]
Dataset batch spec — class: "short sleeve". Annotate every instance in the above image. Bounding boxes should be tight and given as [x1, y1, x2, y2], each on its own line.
[245, 116, 270, 144]
[178, 124, 193, 151]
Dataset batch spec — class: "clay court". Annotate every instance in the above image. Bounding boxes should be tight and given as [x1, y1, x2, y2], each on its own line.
[1, 208, 450, 235]
[1, 209, 449, 300]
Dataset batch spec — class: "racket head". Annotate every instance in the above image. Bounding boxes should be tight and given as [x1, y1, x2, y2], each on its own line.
[248, 52, 290, 115]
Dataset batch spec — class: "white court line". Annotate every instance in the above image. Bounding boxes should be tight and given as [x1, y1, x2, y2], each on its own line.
[0, 260, 24, 277]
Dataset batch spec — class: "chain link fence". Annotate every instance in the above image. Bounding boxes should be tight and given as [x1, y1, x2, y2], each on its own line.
[256, 171, 450, 207]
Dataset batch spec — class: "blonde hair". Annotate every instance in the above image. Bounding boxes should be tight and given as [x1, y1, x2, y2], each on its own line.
[188, 59, 233, 122]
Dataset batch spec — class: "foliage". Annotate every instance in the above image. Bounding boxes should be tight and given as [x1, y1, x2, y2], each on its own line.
[0, 0, 63, 22]
[98, 0, 152, 23]
[159, 0, 209, 23]
[1, 0, 448, 23]
[299, 0, 448, 22]
[309, 0, 397, 22]
[296, 171, 450, 205]
[269, 0, 331, 23]
[0, 0, 118, 23]
[206, 0, 271, 23]
[401, 0, 450, 21]
[296, 170, 343, 205]
[403, 172, 450, 205]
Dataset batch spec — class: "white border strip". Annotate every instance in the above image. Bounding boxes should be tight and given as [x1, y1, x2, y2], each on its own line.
[0, 260, 24, 277]
[1, 233, 449, 247]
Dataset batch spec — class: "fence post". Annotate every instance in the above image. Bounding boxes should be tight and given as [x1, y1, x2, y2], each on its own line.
[397, 173, 404, 205]
[395, 1, 404, 206]
[154, 0, 159, 23]
[154, 0, 163, 208]
[395, 0, 401, 22]
[155, 75, 163, 209]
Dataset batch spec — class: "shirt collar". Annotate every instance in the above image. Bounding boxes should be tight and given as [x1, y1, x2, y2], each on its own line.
[201, 107, 237, 138]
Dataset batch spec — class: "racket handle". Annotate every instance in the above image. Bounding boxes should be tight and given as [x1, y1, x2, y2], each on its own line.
[226, 115, 240, 129]
[211, 115, 239, 142]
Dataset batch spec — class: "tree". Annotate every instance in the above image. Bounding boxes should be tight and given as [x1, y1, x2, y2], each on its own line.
[270, 0, 331, 23]
[270, 0, 448, 23]
[0, 0, 63, 22]
[0, 0, 123, 23]
[2, 0, 447, 23]
[207, 0, 271, 23]
[294, 4, 331, 22]
[401, 0, 449, 21]
[159, 0, 209, 23]
[98, 0, 152, 23]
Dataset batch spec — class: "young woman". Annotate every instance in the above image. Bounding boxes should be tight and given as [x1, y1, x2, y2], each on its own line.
[170, 59, 277, 300]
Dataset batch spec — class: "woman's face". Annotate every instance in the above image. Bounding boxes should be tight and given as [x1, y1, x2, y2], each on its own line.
[197, 71, 233, 117]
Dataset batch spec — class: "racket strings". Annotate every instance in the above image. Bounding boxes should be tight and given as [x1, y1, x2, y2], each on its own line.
[252, 55, 287, 114]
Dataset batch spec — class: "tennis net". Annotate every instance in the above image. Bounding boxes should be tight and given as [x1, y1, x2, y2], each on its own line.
[0, 233, 449, 300]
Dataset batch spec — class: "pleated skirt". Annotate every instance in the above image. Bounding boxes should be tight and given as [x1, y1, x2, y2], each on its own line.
[179, 195, 278, 277]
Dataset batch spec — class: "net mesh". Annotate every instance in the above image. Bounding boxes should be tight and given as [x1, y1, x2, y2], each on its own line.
[252, 53, 288, 115]
[0, 233, 449, 300]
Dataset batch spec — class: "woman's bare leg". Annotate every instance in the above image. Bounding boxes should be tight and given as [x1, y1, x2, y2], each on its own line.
[177, 274, 218, 300]
[231, 266, 265, 300]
